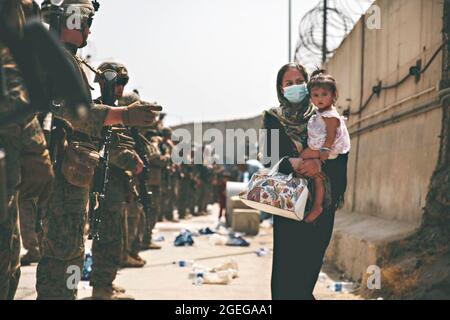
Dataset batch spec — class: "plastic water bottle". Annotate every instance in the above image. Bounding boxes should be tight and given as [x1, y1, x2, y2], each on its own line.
[192, 274, 204, 286]
[174, 259, 194, 267]
[331, 282, 343, 292]
[82, 252, 93, 281]
[256, 248, 269, 257]
[328, 281, 355, 293]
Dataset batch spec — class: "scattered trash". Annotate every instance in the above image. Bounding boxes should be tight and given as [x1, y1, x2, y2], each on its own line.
[174, 229, 195, 246]
[211, 259, 239, 279]
[192, 275, 204, 286]
[327, 281, 356, 293]
[174, 259, 194, 267]
[256, 248, 270, 257]
[189, 259, 239, 286]
[154, 235, 165, 242]
[202, 270, 234, 285]
[81, 251, 93, 281]
[198, 227, 215, 235]
[209, 234, 228, 246]
[189, 265, 208, 278]
[226, 234, 250, 247]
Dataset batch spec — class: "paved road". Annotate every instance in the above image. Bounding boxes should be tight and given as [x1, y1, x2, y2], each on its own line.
[15, 205, 361, 300]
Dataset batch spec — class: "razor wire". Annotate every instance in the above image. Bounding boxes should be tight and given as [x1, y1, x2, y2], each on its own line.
[294, 0, 375, 70]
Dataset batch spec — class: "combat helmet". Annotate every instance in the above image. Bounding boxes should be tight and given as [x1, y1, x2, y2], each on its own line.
[41, 0, 97, 25]
[94, 62, 129, 86]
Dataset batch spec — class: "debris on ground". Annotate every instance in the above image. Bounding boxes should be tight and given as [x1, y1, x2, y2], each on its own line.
[153, 235, 165, 242]
[226, 234, 250, 247]
[209, 234, 228, 246]
[174, 229, 195, 246]
[189, 259, 239, 286]
[198, 227, 215, 235]
[318, 271, 357, 293]
[173, 260, 194, 267]
[255, 248, 271, 257]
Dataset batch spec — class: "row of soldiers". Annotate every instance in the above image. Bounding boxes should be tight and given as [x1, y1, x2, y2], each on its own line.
[1, 0, 159, 300]
[0, 0, 227, 300]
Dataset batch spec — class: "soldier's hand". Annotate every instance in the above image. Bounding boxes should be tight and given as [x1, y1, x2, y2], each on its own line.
[122, 101, 163, 127]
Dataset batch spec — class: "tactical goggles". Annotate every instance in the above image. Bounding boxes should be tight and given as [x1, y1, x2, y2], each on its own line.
[116, 77, 129, 86]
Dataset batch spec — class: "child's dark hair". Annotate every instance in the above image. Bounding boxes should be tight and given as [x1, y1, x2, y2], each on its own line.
[307, 68, 338, 95]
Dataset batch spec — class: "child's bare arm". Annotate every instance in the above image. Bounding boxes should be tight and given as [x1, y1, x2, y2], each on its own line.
[323, 117, 340, 148]
[320, 117, 340, 161]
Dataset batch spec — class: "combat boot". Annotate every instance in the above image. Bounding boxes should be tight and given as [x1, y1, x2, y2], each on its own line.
[112, 283, 126, 293]
[141, 242, 162, 250]
[92, 286, 134, 300]
[121, 255, 145, 268]
[130, 253, 147, 264]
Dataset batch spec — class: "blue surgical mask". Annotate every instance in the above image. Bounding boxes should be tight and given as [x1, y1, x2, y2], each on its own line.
[283, 84, 308, 104]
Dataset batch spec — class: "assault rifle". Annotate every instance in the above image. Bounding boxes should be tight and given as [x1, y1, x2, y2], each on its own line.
[88, 69, 117, 240]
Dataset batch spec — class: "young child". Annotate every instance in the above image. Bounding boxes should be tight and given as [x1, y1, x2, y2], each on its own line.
[301, 71, 350, 223]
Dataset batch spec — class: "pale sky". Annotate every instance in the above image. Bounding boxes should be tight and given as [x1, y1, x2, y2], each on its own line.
[40, 0, 320, 125]
[85, 0, 324, 125]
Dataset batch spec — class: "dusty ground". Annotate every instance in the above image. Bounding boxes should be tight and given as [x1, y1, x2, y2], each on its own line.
[15, 205, 362, 300]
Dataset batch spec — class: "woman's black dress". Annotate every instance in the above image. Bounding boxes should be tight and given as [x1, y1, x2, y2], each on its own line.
[263, 111, 348, 300]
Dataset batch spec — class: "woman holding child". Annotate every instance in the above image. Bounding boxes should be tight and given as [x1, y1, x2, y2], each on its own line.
[262, 63, 350, 300]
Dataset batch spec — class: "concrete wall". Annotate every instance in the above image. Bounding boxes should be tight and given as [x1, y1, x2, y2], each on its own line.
[325, 0, 444, 226]
[172, 0, 444, 227]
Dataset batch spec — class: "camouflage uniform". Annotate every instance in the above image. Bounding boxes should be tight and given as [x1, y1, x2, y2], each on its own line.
[0, 1, 52, 299]
[87, 62, 144, 290]
[159, 131, 175, 221]
[90, 127, 140, 289]
[36, 1, 114, 300]
[18, 196, 41, 264]
[117, 93, 163, 253]
[195, 164, 211, 214]
[142, 137, 165, 247]
[123, 192, 144, 259]
[178, 163, 195, 219]
[116, 93, 144, 260]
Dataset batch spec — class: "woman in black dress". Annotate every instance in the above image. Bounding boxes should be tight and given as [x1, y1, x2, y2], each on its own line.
[262, 63, 348, 300]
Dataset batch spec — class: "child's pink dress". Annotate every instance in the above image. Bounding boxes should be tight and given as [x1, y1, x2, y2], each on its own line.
[307, 106, 351, 159]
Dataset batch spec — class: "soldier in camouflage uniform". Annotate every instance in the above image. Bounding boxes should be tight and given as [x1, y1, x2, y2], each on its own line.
[112, 92, 152, 265]
[141, 134, 165, 249]
[159, 128, 178, 222]
[37, 0, 159, 300]
[89, 62, 145, 299]
[178, 154, 196, 220]
[0, 0, 53, 300]
[117, 93, 146, 261]
[119, 93, 164, 252]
